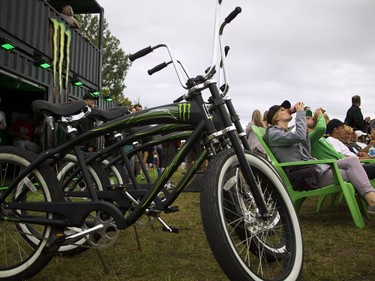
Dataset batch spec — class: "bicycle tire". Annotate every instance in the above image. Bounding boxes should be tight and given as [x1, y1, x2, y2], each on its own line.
[101, 157, 128, 185]
[56, 153, 110, 256]
[0, 146, 64, 281]
[200, 150, 303, 281]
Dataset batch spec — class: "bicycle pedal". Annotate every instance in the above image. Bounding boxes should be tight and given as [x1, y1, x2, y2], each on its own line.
[44, 231, 66, 253]
[162, 226, 180, 233]
[164, 206, 179, 213]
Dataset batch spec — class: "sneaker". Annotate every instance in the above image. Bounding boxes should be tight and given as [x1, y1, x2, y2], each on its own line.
[367, 205, 375, 215]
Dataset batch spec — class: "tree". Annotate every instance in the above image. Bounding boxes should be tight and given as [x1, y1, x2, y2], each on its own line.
[76, 14, 131, 106]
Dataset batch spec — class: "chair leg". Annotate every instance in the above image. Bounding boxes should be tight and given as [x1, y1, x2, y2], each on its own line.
[293, 198, 306, 213]
[341, 184, 365, 228]
[317, 195, 326, 212]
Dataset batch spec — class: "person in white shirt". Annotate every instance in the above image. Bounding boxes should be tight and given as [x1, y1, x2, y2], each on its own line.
[326, 119, 370, 159]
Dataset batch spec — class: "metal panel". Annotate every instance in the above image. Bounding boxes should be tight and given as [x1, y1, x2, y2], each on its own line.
[0, 0, 102, 104]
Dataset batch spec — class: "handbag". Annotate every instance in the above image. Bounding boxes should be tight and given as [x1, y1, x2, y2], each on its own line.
[287, 165, 319, 191]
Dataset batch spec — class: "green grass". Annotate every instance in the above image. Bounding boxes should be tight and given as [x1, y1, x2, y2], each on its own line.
[30, 169, 375, 281]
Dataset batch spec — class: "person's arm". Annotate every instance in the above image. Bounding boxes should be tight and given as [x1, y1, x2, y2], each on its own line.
[309, 111, 325, 144]
[266, 111, 307, 146]
[71, 17, 80, 29]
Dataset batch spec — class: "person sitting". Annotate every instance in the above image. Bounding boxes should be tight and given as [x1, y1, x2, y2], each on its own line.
[341, 125, 366, 155]
[264, 100, 375, 214]
[326, 119, 371, 159]
[354, 130, 370, 149]
[306, 108, 375, 180]
[345, 127, 371, 154]
[245, 109, 267, 158]
[61, 5, 80, 29]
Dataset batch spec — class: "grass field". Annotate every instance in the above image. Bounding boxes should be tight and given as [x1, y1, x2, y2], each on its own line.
[31, 187, 375, 281]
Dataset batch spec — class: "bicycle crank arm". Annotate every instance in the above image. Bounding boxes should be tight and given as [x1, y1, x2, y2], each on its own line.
[64, 224, 104, 242]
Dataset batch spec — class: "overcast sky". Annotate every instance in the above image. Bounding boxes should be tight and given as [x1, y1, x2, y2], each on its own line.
[96, 0, 375, 128]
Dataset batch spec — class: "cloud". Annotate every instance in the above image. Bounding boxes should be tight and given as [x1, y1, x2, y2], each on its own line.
[97, 0, 375, 127]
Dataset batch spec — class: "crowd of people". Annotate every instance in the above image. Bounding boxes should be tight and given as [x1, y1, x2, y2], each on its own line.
[245, 95, 375, 214]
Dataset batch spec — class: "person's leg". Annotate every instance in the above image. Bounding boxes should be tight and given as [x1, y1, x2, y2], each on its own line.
[320, 158, 375, 207]
[336, 157, 374, 196]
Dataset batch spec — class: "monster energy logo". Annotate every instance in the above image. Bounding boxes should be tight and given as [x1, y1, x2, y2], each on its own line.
[178, 103, 191, 122]
[50, 19, 71, 95]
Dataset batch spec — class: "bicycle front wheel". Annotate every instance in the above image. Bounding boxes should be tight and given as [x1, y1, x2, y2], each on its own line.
[200, 150, 303, 281]
[0, 146, 64, 281]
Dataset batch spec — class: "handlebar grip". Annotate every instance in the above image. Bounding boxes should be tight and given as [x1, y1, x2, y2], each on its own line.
[147, 61, 169, 75]
[173, 95, 185, 103]
[224, 46, 230, 56]
[129, 46, 153, 62]
[225, 7, 242, 24]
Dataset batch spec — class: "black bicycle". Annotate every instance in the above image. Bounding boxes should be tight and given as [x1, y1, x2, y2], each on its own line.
[0, 1, 303, 280]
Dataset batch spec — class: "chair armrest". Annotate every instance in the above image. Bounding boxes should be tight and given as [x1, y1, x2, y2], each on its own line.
[360, 158, 375, 164]
[276, 159, 336, 168]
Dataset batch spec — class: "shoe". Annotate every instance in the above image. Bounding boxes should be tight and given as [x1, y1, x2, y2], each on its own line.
[367, 205, 375, 215]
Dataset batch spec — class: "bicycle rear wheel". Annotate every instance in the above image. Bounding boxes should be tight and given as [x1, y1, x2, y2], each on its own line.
[0, 146, 64, 281]
[101, 157, 128, 185]
[200, 150, 303, 281]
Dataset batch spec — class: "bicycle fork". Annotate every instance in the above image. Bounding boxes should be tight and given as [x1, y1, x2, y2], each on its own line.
[207, 82, 270, 219]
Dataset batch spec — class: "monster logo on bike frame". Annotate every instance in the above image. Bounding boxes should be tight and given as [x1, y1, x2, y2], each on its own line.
[178, 103, 191, 122]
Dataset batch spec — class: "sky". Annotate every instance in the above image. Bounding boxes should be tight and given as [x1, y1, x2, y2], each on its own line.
[96, 0, 375, 128]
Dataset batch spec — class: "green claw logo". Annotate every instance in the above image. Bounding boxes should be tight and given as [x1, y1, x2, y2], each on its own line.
[50, 19, 71, 95]
[178, 103, 191, 122]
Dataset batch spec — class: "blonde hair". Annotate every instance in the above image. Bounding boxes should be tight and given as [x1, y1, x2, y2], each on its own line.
[62, 5, 74, 16]
[251, 109, 263, 127]
[344, 124, 353, 134]
[262, 110, 268, 127]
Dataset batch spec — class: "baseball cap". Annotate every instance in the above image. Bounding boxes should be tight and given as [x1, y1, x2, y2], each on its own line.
[267, 100, 291, 125]
[326, 119, 344, 134]
[305, 110, 313, 117]
[355, 130, 367, 137]
[83, 93, 95, 100]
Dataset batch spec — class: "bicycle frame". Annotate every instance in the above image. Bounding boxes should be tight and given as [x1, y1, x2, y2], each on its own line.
[1, 0, 269, 233]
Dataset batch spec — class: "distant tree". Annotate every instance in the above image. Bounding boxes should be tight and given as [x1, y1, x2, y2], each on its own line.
[76, 14, 130, 105]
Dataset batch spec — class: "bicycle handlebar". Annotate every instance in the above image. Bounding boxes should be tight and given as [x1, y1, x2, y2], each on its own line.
[148, 61, 172, 75]
[130, 1, 242, 94]
[225, 7, 242, 25]
[173, 95, 185, 103]
[219, 7, 242, 35]
[129, 46, 153, 62]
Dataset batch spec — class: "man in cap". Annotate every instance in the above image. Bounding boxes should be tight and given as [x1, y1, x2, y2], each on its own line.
[326, 119, 371, 159]
[83, 93, 95, 108]
[307, 109, 375, 180]
[264, 100, 375, 214]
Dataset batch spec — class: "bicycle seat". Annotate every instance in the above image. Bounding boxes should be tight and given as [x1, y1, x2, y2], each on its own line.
[32, 100, 87, 117]
[90, 107, 130, 122]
